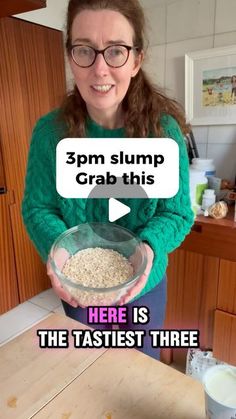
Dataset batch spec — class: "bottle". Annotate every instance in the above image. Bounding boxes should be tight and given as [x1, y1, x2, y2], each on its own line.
[208, 176, 222, 195]
[189, 168, 208, 215]
[201, 189, 216, 210]
[191, 158, 216, 177]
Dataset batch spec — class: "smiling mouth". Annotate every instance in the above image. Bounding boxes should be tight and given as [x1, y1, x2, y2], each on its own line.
[91, 84, 114, 93]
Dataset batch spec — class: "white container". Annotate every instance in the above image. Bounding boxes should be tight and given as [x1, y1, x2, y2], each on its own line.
[191, 158, 216, 177]
[201, 189, 216, 210]
[203, 364, 236, 419]
[189, 168, 208, 215]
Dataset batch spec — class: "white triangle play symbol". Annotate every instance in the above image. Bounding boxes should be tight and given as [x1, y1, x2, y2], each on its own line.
[108, 198, 131, 222]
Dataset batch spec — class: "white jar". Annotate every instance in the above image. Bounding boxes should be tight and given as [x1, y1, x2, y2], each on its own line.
[189, 168, 208, 215]
[191, 158, 216, 177]
[201, 189, 216, 210]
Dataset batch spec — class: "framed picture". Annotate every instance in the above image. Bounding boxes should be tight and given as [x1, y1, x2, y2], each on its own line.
[185, 45, 236, 125]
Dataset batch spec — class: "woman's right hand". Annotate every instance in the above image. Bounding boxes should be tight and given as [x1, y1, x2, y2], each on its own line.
[46, 248, 79, 308]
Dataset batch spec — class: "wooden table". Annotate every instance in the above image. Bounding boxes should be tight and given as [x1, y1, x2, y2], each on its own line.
[0, 313, 205, 418]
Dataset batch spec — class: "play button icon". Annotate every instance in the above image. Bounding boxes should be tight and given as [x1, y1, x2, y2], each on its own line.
[85, 177, 148, 238]
[109, 198, 130, 222]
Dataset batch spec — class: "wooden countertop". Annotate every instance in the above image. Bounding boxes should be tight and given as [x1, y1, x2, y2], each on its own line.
[195, 205, 236, 230]
[0, 313, 205, 419]
[181, 206, 236, 261]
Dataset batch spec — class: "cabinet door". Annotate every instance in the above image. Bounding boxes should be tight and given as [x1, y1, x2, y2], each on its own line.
[0, 193, 19, 314]
[213, 310, 236, 366]
[162, 249, 219, 366]
[0, 1, 46, 18]
[217, 259, 236, 315]
[0, 17, 66, 303]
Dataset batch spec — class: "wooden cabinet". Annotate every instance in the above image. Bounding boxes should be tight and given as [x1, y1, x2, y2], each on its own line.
[161, 211, 236, 367]
[217, 259, 236, 313]
[0, 0, 46, 18]
[213, 310, 236, 366]
[0, 17, 66, 314]
[0, 193, 19, 313]
[213, 260, 236, 365]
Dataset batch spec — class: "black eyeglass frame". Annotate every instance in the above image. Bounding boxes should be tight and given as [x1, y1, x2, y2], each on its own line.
[70, 44, 140, 68]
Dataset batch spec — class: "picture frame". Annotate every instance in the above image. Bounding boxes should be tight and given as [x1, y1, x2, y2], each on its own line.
[185, 45, 236, 125]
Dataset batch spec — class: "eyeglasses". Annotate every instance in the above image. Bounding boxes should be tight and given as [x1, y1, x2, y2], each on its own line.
[70, 44, 139, 68]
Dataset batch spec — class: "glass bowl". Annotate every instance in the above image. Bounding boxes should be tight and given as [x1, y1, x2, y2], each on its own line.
[49, 222, 147, 306]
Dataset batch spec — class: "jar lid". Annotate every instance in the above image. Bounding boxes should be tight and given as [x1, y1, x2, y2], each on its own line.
[189, 168, 207, 175]
[192, 158, 214, 165]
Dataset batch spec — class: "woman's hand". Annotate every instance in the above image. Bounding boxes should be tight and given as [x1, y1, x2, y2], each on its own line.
[46, 248, 79, 308]
[118, 243, 154, 306]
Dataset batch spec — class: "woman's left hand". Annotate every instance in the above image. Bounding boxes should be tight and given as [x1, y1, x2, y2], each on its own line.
[118, 243, 154, 306]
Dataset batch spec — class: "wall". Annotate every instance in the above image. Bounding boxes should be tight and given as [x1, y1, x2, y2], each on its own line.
[13, 0, 68, 30]
[13, 0, 73, 88]
[141, 0, 236, 181]
[15, 0, 236, 181]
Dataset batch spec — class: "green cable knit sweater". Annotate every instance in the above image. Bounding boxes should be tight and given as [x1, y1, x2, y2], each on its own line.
[22, 109, 194, 301]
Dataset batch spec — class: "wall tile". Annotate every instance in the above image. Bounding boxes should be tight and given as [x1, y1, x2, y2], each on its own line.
[208, 126, 236, 144]
[207, 144, 236, 181]
[143, 45, 166, 87]
[145, 4, 166, 45]
[214, 31, 236, 47]
[140, 0, 176, 8]
[215, 0, 236, 34]
[192, 126, 209, 144]
[167, 0, 215, 43]
[196, 143, 207, 158]
[165, 37, 213, 105]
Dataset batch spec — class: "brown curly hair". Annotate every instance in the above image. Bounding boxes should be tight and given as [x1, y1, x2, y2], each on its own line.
[60, 0, 190, 137]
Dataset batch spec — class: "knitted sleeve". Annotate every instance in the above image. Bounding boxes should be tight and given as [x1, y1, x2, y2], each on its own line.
[138, 115, 194, 255]
[21, 115, 68, 263]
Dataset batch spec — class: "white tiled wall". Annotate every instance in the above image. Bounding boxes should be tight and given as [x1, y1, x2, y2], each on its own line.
[215, 0, 236, 34]
[165, 36, 213, 103]
[142, 0, 236, 182]
[143, 45, 166, 87]
[144, 4, 166, 46]
[166, 0, 215, 43]
[14, 0, 236, 181]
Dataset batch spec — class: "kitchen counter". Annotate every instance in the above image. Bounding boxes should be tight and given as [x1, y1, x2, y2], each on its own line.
[195, 205, 236, 229]
[181, 205, 236, 261]
[0, 313, 205, 419]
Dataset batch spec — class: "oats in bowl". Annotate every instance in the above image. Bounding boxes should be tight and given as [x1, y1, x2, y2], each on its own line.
[62, 247, 134, 288]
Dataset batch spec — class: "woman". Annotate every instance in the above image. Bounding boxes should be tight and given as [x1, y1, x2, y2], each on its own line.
[22, 0, 194, 360]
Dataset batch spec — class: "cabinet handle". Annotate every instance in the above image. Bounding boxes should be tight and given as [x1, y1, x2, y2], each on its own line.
[0, 186, 7, 194]
[192, 224, 202, 233]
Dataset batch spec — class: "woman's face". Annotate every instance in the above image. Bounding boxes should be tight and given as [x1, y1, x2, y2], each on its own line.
[69, 9, 142, 122]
